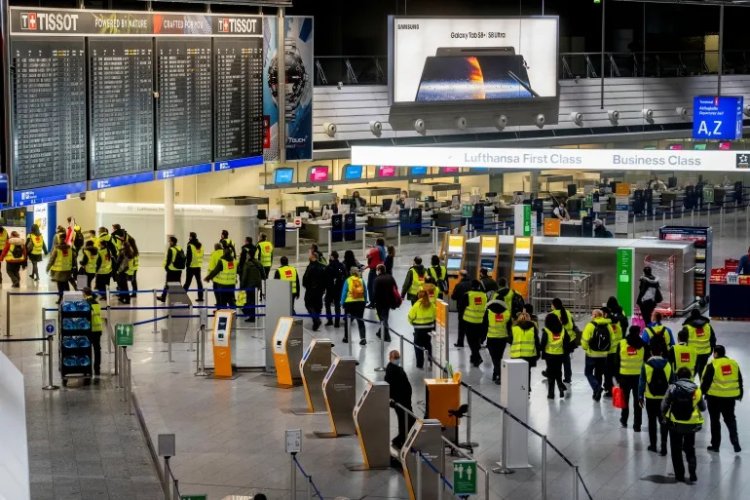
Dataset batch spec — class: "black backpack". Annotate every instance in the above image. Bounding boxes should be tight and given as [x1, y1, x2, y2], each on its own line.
[648, 365, 669, 397]
[73, 230, 84, 250]
[11, 245, 23, 259]
[670, 385, 696, 421]
[330, 262, 347, 289]
[172, 248, 186, 270]
[589, 322, 611, 352]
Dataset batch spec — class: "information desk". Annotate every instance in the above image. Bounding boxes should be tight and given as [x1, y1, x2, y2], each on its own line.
[709, 284, 750, 320]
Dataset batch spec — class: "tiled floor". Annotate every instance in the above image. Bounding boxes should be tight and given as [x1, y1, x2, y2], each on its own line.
[3, 230, 750, 499]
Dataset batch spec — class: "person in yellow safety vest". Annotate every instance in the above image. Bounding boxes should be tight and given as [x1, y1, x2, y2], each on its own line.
[157, 236, 185, 303]
[0, 225, 9, 284]
[701, 345, 743, 454]
[421, 276, 438, 305]
[483, 298, 512, 385]
[615, 326, 646, 431]
[82, 287, 104, 376]
[207, 243, 223, 275]
[680, 308, 717, 381]
[407, 290, 437, 369]
[204, 248, 238, 308]
[541, 313, 571, 398]
[274, 256, 300, 300]
[510, 311, 541, 392]
[255, 233, 274, 278]
[427, 255, 448, 299]
[46, 241, 73, 303]
[581, 309, 615, 401]
[462, 280, 487, 367]
[84, 230, 97, 248]
[340, 267, 368, 345]
[183, 232, 205, 302]
[669, 329, 698, 379]
[551, 298, 578, 384]
[401, 256, 427, 305]
[1, 231, 27, 288]
[25, 224, 48, 281]
[641, 311, 675, 358]
[638, 342, 672, 456]
[602, 306, 624, 398]
[661, 367, 706, 484]
[80, 242, 98, 288]
[493, 277, 525, 319]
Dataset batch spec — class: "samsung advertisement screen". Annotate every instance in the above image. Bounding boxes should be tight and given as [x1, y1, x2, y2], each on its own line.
[391, 17, 558, 104]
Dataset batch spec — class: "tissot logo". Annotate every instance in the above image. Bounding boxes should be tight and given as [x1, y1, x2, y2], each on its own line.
[217, 17, 258, 34]
[21, 13, 37, 30]
[20, 11, 79, 32]
[397, 24, 420, 30]
[218, 18, 230, 33]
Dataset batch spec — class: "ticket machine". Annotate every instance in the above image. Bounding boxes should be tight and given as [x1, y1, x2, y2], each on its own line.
[510, 236, 533, 300]
[316, 356, 358, 438]
[477, 235, 499, 280]
[299, 338, 333, 413]
[400, 419, 444, 500]
[350, 381, 390, 470]
[442, 233, 466, 296]
[212, 310, 236, 379]
[272, 317, 303, 388]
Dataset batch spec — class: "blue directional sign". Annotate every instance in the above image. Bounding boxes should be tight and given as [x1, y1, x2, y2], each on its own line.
[13, 182, 87, 207]
[693, 96, 744, 140]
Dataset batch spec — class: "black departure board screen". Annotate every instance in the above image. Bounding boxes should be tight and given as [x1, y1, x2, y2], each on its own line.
[11, 38, 87, 189]
[156, 39, 213, 170]
[214, 38, 264, 162]
[89, 39, 154, 180]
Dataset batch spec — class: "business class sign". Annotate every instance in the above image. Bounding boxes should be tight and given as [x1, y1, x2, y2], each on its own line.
[351, 146, 750, 173]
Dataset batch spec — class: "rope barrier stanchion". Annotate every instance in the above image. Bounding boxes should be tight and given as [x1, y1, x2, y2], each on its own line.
[374, 320, 386, 372]
[42, 334, 59, 391]
[6, 291, 11, 337]
[152, 289, 159, 334]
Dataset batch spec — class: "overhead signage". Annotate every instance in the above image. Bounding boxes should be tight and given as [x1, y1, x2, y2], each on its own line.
[213, 156, 263, 172]
[89, 172, 154, 191]
[155, 163, 212, 181]
[13, 182, 87, 207]
[692, 96, 743, 141]
[352, 145, 750, 173]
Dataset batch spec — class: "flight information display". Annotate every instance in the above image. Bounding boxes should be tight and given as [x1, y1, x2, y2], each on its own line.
[11, 38, 87, 190]
[89, 39, 154, 180]
[156, 39, 213, 170]
[214, 38, 264, 162]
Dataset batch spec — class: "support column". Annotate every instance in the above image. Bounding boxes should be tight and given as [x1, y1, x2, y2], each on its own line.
[164, 178, 175, 238]
[277, 7, 286, 164]
[529, 171, 539, 195]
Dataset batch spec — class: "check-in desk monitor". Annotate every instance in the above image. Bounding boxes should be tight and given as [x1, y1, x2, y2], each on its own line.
[300, 338, 333, 413]
[511, 236, 533, 300]
[272, 317, 303, 388]
[212, 310, 235, 379]
[478, 235, 499, 279]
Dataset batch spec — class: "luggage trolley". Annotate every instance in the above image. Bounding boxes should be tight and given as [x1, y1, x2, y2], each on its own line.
[59, 293, 93, 386]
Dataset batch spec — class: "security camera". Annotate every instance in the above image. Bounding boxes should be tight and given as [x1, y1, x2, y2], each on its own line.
[495, 115, 508, 130]
[79, 192, 86, 201]
[336, 81, 343, 90]
[414, 118, 426, 135]
[675, 107, 688, 119]
[608, 110, 620, 124]
[369, 120, 382, 137]
[535, 114, 546, 129]
[323, 122, 337, 137]
[570, 112, 584, 126]
[455, 116, 467, 130]
[642, 108, 654, 122]
[744, 104, 750, 117]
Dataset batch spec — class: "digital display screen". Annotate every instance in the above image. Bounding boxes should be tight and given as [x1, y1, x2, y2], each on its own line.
[694, 144, 707, 151]
[448, 235, 464, 253]
[668, 144, 683, 150]
[514, 260, 530, 273]
[515, 237, 532, 256]
[411, 166, 428, 175]
[719, 142, 732, 150]
[442, 167, 460, 174]
[378, 165, 397, 177]
[447, 258, 462, 270]
[218, 317, 228, 330]
[274, 168, 294, 184]
[309, 166, 330, 182]
[343, 164, 363, 180]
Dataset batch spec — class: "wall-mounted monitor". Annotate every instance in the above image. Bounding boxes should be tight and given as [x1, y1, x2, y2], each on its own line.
[513, 259, 530, 273]
[442, 167, 459, 174]
[378, 165, 397, 177]
[274, 168, 294, 184]
[309, 165, 330, 182]
[719, 141, 732, 150]
[342, 164, 363, 180]
[411, 166, 428, 176]
[515, 236, 532, 257]
[447, 257, 462, 270]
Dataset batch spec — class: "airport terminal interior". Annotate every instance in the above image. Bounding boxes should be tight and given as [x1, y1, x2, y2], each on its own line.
[5, 0, 750, 500]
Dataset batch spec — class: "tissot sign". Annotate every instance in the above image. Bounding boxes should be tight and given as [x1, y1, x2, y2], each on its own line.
[10, 7, 261, 36]
[352, 146, 750, 173]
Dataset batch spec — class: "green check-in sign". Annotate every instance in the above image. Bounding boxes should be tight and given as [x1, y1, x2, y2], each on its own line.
[116, 324, 134, 346]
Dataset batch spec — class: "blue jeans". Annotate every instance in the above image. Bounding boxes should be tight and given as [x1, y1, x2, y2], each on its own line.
[584, 356, 607, 393]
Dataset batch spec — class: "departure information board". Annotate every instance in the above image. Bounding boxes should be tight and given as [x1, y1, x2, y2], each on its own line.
[156, 39, 213, 171]
[10, 38, 87, 190]
[89, 39, 155, 180]
[214, 38, 264, 162]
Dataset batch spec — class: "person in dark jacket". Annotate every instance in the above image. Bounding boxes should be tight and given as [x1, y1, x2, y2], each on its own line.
[494, 277, 524, 319]
[342, 250, 362, 275]
[451, 270, 472, 347]
[401, 256, 427, 304]
[183, 232, 204, 302]
[540, 313, 571, 399]
[385, 245, 396, 275]
[615, 326, 646, 431]
[302, 253, 327, 330]
[324, 251, 346, 327]
[240, 251, 265, 323]
[636, 267, 661, 329]
[373, 264, 398, 342]
[238, 237, 256, 273]
[680, 308, 717, 380]
[384, 350, 413, 449]
[483, 298, 511, 384]
[479, 268, 498, 294]
[639, 342, 672, 455]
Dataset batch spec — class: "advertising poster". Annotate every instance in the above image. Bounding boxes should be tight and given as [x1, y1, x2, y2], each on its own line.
[263, 16, 314, 162]
[389, 17, 558, 104]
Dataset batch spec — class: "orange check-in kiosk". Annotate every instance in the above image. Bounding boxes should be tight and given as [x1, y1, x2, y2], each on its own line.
[212, 310, 235, 379]
[272, 317, 303, 388]
[442, 233, 466, 296]
[511, 236, 533, 300]
[477, 235, 500, 280]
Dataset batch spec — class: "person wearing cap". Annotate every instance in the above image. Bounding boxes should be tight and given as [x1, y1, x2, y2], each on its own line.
[1, 231, 27, 288]
[451, 270, 472, 348]
[82, 287, 103, 376]
[183, 232, 204, 302]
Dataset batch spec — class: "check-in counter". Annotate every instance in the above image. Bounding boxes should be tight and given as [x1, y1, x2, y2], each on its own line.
[301, 219, 366, 243]
[259, 223, 300, 249]
[367, 215, 401, 239]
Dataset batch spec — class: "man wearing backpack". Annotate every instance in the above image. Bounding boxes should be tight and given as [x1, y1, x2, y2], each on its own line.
[157, 236, 185, 302]
[373, 264, 399, 342]
[661, 367, 706, 484]
[341, 267, 368, 345]
[701, 345, 743, 454]
[669, 329, 697, 379]
[494, 278, 524, 319]
[680, 309, 717, 381]
[641, 311, 674, 358]
[581, 309, 614, 401]
[615, 326, 646, 431]
[639, 342, 672, 455]
[324, 251, 346, 328]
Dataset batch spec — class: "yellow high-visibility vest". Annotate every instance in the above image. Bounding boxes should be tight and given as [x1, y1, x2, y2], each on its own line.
[706, 358, 741, 398]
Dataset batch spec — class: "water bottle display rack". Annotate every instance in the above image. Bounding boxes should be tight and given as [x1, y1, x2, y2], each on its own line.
[59, 299, 93, 386]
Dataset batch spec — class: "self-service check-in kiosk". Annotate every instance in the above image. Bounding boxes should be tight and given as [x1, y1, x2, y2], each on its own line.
[348, 381, 390, 470]
[299, 338, 333, 414]
[315, 355, 358, 438]
[162, 282, 192, 344]
[511, 236, 533, 301]
[212, 310, 236, 379]
[272, 317, 303, 388]
[477, 235, 499, 280]
[425, 377, 461, 438]
[400, 419, 444, 500]
[442, 233, 465, 297]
